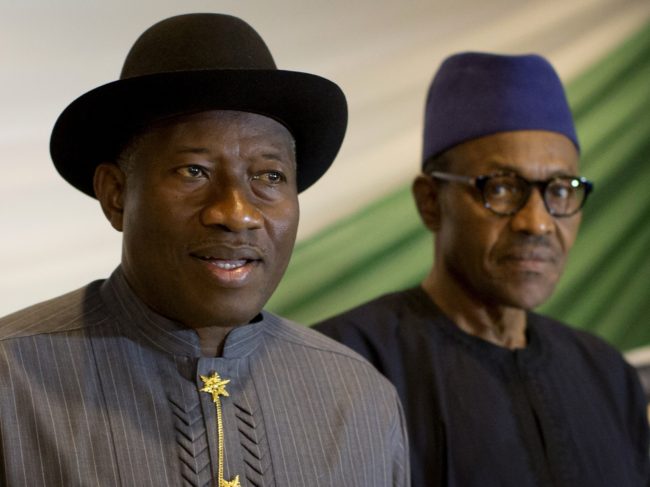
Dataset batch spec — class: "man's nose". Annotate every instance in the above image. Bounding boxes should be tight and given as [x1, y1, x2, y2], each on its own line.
[509, 187, 554, 235]
[200, 184, 263, 232]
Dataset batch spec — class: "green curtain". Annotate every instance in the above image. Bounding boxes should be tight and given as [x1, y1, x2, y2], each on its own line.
[267, 21, 650, 351]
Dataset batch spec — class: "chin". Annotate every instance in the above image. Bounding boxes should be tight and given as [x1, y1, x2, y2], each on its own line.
[203, 298, 268, 327]
[505, 287, 556, 311]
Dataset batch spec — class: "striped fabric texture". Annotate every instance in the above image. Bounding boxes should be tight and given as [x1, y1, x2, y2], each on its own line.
[0, 268, 409, 486]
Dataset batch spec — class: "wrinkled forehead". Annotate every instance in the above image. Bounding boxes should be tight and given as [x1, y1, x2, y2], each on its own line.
[445, 130, 580, 177]
[120, 109, 297, 165]
[144, 109, 295, 142]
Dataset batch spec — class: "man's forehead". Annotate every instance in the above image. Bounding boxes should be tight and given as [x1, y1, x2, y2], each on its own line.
[144, 110, 294, 139]
[118, 109, 298, 173]
[447, 130, 580, 175]
[127, 109, 297, 163]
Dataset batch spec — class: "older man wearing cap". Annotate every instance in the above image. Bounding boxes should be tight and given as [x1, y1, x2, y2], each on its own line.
[0, 14, 409, 486]
[316, 52, 649, 486]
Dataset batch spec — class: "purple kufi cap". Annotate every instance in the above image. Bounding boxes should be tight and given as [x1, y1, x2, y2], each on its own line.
[422, 52, 579, 166]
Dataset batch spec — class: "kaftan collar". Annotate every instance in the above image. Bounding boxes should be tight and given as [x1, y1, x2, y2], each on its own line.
[412, 285, 549, 369]
[100, 266, 268, 358]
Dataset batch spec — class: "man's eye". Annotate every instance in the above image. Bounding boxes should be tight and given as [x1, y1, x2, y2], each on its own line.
[488, 181, 519, 198]
[548, 182, 572, 199]
[490, 184, 508, 197]
[253, 171, 286, 184]
[177, 165, 206, 178]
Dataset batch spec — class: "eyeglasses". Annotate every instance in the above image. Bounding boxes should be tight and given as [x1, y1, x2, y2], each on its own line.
[430, 171, 594, 217]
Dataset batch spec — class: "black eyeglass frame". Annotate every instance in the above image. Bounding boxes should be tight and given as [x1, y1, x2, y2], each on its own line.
[430, 171, 594, 217]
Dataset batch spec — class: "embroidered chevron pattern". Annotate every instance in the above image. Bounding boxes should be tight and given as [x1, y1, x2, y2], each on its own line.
[234, 400, 274, 487]
[169, 395, 213, 487]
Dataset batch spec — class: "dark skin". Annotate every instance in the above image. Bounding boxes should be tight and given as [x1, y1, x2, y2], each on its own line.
[94, 110, 299, 356]
[413, 130, 582, 349]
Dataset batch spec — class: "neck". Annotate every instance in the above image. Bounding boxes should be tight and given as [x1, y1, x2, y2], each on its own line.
[194, 325, 235, 357]
[421, 266, 527, 350]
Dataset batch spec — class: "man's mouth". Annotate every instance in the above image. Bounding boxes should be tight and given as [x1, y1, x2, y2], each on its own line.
[190, 246, 263, 286]
[506, 253, 550, 262]
[196, 257, 250, 270]
[498, 249, 558, 275]
[505, 249, 555, 262]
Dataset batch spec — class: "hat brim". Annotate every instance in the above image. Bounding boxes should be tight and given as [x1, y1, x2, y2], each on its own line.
[50, 69, 347, 196]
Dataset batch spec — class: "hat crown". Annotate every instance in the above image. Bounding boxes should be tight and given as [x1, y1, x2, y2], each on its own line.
[422, 51, 579, 165]
[120, 13, 276, 79]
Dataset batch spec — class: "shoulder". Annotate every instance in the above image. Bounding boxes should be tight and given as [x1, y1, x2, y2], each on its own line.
[532, 312, 623, 359]
[0, 280, 107, 342]
[261, 310, 401, 396]
[312, 288, 440, 365]
[262, 309, 383, 365]
[531, 312, 638, 382]
[313, 287, 425, 338]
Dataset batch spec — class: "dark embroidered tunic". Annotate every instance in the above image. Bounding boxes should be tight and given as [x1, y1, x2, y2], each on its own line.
[315, 287, 650, 487]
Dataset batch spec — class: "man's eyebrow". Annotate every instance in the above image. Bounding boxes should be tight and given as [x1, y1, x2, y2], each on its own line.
[172, 147, 296, 168]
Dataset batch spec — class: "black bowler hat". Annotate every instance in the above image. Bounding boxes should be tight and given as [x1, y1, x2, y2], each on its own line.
[50, 13, 348, 196]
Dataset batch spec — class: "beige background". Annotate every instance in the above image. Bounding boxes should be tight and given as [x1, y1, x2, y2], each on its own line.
[2, 0, 649, 316]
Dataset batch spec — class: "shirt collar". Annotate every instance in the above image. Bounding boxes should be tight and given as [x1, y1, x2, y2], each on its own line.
[100, 266, 267, 358]
[412, 285, 547, 365]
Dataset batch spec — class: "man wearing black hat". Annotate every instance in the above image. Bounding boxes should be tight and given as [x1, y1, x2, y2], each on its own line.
[316, 52, 649, 486]
[0, 14, 409, 486]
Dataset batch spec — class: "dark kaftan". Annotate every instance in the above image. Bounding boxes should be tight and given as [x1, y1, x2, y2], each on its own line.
[315, 287, 649, 487]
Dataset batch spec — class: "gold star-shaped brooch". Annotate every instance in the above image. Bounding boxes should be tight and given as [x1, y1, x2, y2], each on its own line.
[200, 373, 231, 403]
[200, 372, 241, 487]
[220, 475, 241, 487]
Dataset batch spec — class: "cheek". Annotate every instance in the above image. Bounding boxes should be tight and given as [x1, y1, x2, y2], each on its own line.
[267, 202, 299, 260]
[122, 187, 191, 252]
[557, 215, 581, 251]
[442, 202, 502, 263]
[461, 225, 502, 274]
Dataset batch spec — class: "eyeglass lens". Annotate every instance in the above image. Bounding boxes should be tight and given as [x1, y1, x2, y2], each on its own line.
[482, 175, 587, 216]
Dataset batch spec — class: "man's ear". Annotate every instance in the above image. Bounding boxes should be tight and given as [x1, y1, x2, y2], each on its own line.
[412, 174, 441, 232]
[94, 163, 126, 232]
